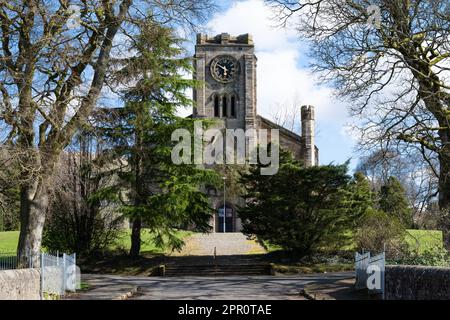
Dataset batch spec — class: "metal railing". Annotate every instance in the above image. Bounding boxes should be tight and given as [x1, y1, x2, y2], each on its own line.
[40, 252, 80, 298]
[0, 249, 33, 270]
[0, 250, 80, 299]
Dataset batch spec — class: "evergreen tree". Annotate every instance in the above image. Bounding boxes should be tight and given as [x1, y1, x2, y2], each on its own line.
[238, 150, 369, 255]
[378, 176, 413, 227]
[97, 21, 218, 257]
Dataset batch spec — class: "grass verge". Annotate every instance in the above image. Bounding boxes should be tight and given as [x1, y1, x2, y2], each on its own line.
[0, 231, 19, 251]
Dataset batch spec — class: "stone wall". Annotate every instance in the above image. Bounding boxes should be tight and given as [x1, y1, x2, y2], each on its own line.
[0, 268, 40, 300]
[385, 265, 450, 300]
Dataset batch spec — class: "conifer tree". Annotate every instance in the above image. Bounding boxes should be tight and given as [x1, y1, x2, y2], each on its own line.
[97, 21, 218, 257]
[378, 176, 413, 228]
[238, 150, 369, 255]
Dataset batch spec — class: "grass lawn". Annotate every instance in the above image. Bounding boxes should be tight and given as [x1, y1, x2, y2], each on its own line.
[0, 231, 19, 251]
[262, 229, 444, 256]
[405, 229, 443, 254]
[112, 228, 193, 254]
[0, 229, 192, 254]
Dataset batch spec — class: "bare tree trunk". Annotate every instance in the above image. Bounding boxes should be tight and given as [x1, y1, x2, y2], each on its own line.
[129, 106, 145, 258]
[438, 151, 450, 248]
[129, 217, 142, 258]
[438, 166, 450, 208]
[17, 178, 49, 266]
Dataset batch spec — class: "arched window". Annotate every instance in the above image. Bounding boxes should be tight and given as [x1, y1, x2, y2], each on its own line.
[230, 96, 236, 117]
[222, 96, 227, 118]
[214, 96, 219, 117]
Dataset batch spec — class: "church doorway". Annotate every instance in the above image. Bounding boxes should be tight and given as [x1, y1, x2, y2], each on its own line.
[217, 206, 234, 232]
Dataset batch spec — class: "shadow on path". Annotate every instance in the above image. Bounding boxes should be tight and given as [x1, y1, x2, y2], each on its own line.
[67, 272, 361, 300]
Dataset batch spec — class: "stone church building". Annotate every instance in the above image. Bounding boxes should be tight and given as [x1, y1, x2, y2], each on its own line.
[192, 33, 318, 233]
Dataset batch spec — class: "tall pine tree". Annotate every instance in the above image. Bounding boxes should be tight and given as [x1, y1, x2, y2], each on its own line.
[97, 21, 218, 257]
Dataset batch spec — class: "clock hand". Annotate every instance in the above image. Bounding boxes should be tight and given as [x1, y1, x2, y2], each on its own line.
[217, 64, 228, 71]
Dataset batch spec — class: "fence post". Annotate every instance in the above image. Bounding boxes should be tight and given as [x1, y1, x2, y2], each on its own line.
[62, 253, 67, 293]
[381, 251, 385, 300]
[73, 253, 77, 291]
[40, 252, 44, 300]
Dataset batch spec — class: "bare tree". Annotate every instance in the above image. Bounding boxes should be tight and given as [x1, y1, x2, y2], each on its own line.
[43, 132, 125, 256]
[270, 96, 301, 134]
[356, 148, 438, 217]
[0, 0, 215, 264]
[266, 0, 450, 212]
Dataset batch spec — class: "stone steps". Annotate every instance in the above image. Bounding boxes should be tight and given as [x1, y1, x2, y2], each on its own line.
[161, 263, 273, 277]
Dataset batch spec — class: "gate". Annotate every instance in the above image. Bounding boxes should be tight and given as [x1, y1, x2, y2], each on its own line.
[355, 251, 385, 298]
[40, 252, 80, 299]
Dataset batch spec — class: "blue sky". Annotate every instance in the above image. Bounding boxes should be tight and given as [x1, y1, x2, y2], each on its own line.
[179, 0, 358, 170]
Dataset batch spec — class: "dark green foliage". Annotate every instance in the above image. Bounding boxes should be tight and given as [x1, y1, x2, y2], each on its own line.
[96, 22, 218, 256]
[351, 173, 413, 256]
[238, 151, 370, 255]
[378, 176, 413, 227]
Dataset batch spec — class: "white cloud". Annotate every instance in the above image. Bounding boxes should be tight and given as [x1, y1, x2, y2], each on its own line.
[202, 0, 356, 165]
[206, 0, 297, 52]
[206, 0, 350, 125]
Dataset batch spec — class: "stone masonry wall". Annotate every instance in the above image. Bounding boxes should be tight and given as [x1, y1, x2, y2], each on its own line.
[0, 268, 41, 300]
[385, 265, 450, 300]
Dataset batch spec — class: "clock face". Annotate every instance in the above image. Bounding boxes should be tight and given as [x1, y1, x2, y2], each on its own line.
[210, 56, 238, 83]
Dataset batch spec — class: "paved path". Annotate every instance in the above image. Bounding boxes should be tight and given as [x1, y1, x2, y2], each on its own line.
[68, 272, 358, 300]
[171, 233, 266, 256]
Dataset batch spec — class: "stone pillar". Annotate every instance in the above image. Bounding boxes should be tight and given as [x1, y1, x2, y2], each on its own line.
[244, 53, 256, 130]
[193, 51, 206, 117]
[301, 105, 315, 167]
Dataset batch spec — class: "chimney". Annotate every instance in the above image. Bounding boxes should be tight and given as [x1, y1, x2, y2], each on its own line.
[301, 105, 315, 167]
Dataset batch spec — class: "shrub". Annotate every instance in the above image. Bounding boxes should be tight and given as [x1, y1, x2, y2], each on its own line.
[238, 152, 370, 255]
[355, 208, 409, 258]
[390, 247, 450, 267]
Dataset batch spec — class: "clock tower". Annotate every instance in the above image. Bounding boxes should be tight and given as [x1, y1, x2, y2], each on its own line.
[193, 33, 257, 130]
[191, 33, 318, 233]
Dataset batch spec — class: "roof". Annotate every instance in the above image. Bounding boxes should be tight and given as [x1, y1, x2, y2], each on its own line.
[187, 113, 304, 142]
[257, 115, 302, 142]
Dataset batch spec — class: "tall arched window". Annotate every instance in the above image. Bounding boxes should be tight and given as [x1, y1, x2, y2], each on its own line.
[230, 96, 236, 118]
[222, 96, 227, 118]
[214, 96, 219, 117]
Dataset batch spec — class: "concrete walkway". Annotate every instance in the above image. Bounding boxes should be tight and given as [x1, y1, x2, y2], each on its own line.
[170, 233, 266, 256]
[66, 276, 138, 300]
[302, 277, 372, 300]
[66, 272, 362, 300]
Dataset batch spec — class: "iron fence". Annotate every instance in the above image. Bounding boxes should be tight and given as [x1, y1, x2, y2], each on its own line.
[0, 249, 80, 299]
[40, 252, 80, 298]
[0, 249, 33, 270]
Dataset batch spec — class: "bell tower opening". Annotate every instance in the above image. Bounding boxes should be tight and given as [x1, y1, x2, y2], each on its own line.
[222, 96, 227, 118]
[214, 95, 220, 117]
[230, 96, 236, 118]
